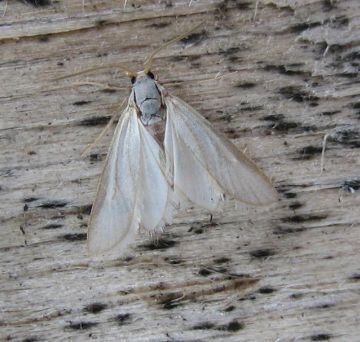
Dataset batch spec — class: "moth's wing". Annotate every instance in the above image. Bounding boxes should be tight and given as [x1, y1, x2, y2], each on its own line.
[137, 122, 174, 230]
[164, 95, 277, 207]
[164, 102, 223, 210]
[88, 106, 171, 256]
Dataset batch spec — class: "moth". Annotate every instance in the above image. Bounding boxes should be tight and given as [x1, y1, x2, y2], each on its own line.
[63, 24, 277, 257]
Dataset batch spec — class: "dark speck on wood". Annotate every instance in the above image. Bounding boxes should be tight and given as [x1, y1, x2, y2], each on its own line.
[250, 249, 275, 258]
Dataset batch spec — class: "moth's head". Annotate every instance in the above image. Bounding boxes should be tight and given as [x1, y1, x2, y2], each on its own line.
[128, 70, 157, 85]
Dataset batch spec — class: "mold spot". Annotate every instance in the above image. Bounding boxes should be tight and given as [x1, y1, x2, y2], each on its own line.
[213, 257, 231, 264]
[84, 303, 107, 314]
[289, 22, 322, 33]
[321, 110, 341, 116]
[38, 200, 68, 209]
[190, 227, 204, 234]
[115, 313, 131, 325]
[73, 100, 92, 106]
[284, 192, 297, 199]
[149, 22, 171, 28]
[344, 51, 360, 62]
[290, 293, 304, 299]
[76, 204, 93, 215]
[235, 82, 256, 89]
[95, 20, 109, 27]
[281, 214, 327, 223]
[38, 35, 50, 43]
[41, 223, 63, 230]
[223, 128, 239, 139]
[348, 273, 360, 281]
[293, 145, 323, 160]
[217, 0, 251, 14]
[22, 338, 39, 342]
[169, 55, 187, 62]
[322, 0, 336, 11]
[224, 305, 236, 312]
[338, 72, 358, 78]
[156, 292, 184, 310]
[220, 320, 244, 332]
[66, 321, 98, 330]
[219, 46, 241, 56]
[140, 238, 177, 251]
[313, 303, 336, 309]
[258, 286, 276, 294]
[61, 233, 87, 241]
[192, 319, 244, 332]
[218, 46, 242, 61]
[249, 249, 275, 259]
[90, 153, 106, 162]
[278, 86, 319, 103]
[241, 105, 263, 112]
[343, 179, 360, 193]
[261, 114, 307, 133]
[273, 226, 306, 235]
[79, 116, 111, 126]
[328, 129, 360, 148]
[164, 257, 183, 265]
[161, 0, 172, 8]
[262, 114, 285, 122]
[192, 322, 215, 330]
[264, 64, 308, 76]
[198, 268, 212, 277]
[181, 30, 207, 45]
[353, 104, 360, 117]
[227, 1, 252, 10]
[239, 293, 257, 301]
[101, 88, 117, 94]
[311, 333, 332, 341]
[23, 197, 39, 203]
[23, 0, 51, 7]
[289, 202, 303, 210]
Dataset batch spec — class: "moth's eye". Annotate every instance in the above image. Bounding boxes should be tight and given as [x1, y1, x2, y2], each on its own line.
[131, 76, 136, 84]
[147, 71, 155, 79]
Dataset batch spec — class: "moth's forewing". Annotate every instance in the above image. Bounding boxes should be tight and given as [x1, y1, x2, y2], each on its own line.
[88, 106, 171, 256]
[164, 95, 277, 206]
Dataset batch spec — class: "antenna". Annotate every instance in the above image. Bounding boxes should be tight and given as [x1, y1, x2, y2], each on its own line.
[143, 21, 205, 73]
[52, 63, 136, 81]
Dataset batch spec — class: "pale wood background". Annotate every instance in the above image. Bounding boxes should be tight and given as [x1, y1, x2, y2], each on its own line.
[1, 0, 359, 341]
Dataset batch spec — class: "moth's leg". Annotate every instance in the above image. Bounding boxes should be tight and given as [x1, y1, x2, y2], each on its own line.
[159, 88, 168, 113]
[1, 1, 7, 17]
[81, 98, 127, 157]
[320, 133, 329, 175]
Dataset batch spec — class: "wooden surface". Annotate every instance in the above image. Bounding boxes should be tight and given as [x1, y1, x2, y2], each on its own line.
[1, 0, 359, 341]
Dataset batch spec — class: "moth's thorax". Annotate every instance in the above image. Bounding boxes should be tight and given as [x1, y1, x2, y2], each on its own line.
[132, 73, 162, 125]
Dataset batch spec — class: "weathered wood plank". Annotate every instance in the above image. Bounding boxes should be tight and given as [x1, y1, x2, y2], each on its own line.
[1, 0, 359, 341]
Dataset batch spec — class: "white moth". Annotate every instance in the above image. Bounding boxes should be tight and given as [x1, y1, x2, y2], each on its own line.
[75, 25, 278, 257]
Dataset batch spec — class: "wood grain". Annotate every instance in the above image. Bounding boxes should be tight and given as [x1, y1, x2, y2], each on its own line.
[1, 0, 359, 341]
